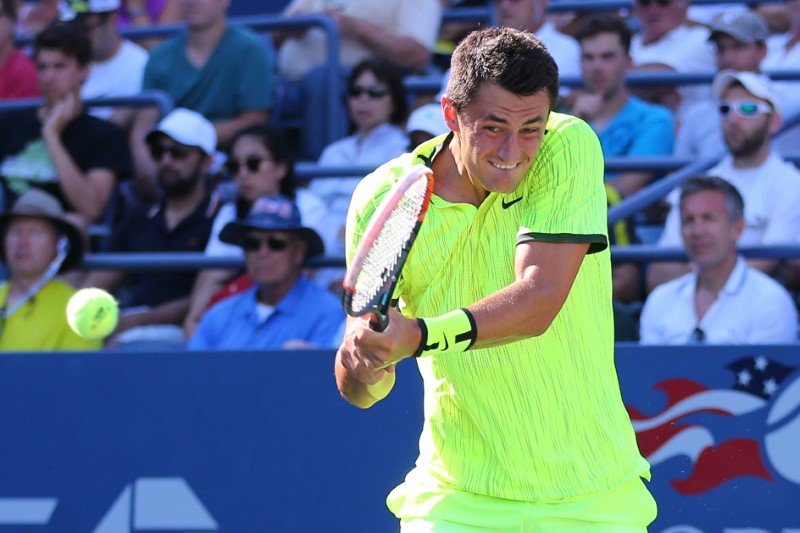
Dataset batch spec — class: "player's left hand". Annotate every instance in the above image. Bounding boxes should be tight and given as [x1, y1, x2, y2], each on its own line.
[347, 308, 421, 371]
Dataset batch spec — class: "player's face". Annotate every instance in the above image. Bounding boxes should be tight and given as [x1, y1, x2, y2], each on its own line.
[228, 135, 287, 202]
[580, 32, 631, 97]
[680, 190, 742, 270]
[713, 34, 765, 71]
[720, 86, 775, 158]
[4, 217, 59, 279]
[631, 0, 687, 43]
[445, 82, 549, 194]
[35, 49, 88, 103]
[244, 230, 305, 293]
[493, 0, 546, 32]
[347, 69, 393, 134]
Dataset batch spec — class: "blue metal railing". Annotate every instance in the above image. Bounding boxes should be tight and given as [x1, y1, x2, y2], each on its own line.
[0, 90, 174, 117]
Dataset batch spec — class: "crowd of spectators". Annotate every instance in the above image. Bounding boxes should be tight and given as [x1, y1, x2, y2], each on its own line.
[2, 0, 800, 350]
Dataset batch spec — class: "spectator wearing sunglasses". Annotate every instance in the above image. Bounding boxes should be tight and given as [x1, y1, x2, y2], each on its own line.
[182, 124, 332, 338]
[648, 71, 800, 291]
[640, 176, 797, 345]
[628, 0, 715, 121]
[308, 59, 409, 293]
[188, 195, 344, 351]
[763, 0, 800, 156]
[674, 10, 770, 160]
[82, 108, 221, 348]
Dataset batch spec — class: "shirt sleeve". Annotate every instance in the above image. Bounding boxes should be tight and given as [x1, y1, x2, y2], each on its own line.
[518, 115, 608, 253]
[235, 29, 275, 110]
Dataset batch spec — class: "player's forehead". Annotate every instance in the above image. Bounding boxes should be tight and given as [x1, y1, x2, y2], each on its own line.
[461, 82, 550, 125]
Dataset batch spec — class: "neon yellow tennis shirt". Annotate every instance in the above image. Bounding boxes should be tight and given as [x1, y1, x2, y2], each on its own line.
[346, 112, 649, 502]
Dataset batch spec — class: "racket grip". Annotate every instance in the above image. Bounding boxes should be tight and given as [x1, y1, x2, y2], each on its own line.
[369, 311, 389, 332]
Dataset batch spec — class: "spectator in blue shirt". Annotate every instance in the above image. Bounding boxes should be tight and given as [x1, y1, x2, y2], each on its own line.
[188, 195, 344, 351]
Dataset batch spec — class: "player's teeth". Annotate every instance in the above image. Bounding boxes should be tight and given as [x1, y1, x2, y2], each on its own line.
[493, 163, 516, 169]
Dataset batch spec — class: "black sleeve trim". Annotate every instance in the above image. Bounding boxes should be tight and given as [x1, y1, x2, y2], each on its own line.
[517, 232, 608, 254]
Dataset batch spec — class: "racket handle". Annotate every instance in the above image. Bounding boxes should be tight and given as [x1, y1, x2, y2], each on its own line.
[369, 311, 389, 332]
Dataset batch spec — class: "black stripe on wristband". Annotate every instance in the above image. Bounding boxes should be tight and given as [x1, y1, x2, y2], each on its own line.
[456, 308, 478, 350]
[412, 317, 429, 358]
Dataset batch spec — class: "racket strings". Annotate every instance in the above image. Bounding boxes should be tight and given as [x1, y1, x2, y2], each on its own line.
[350, 179, 429, 313]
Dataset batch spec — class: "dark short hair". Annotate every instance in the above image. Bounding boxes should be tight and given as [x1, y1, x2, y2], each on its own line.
[228, 124, 298, 216]
[347, 58, 409, 126]
[446, 26, 559, 112]
[33, 23, 92, 67]
[575, 15, 634, 54]
[679, 175, 745, 221]
[1, 0, 16, 21]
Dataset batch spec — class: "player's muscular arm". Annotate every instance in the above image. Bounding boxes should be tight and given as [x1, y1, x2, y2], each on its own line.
[467, 240, 589, 348]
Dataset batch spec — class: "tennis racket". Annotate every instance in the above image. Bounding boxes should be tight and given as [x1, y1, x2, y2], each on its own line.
[342, 164, 434, 332]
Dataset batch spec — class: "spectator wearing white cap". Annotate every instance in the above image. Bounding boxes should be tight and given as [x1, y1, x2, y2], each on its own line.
[674, 9, 770, 160]
[60, 0, 148, 129]
[406, 102, 449, 149]
[82, 108, 221, 348]
[648, 70, 800, 291]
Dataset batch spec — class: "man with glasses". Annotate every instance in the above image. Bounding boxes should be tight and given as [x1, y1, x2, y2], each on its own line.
[188, 195, 344, 350]
[640, 176, 797, 345]
[674, 10, 770, 160]
[648, 71, 800, 291]
[82, 108, 220, 348]
[59, 0, 148, 129]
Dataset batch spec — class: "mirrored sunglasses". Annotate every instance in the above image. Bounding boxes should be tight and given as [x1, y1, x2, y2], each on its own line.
[718, 101, 773, 119]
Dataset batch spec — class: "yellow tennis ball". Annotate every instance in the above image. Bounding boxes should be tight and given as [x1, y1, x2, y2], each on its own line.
[66, 288, 120, 340]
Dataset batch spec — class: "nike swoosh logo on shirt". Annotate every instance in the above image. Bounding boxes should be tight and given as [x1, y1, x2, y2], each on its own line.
[501, 196, 523, 209]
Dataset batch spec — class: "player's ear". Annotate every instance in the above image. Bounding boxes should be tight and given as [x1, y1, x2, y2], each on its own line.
[441, 97, 459, 132]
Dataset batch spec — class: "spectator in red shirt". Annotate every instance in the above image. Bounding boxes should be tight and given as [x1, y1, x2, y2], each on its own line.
[0, 0, 40, 100]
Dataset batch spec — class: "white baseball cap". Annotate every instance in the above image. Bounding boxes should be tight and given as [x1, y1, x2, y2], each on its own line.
[59, 0, 120, 20]
[712, 70, 781, 114]
[406, 103, 449, 137]
[145, 108, 217, 155]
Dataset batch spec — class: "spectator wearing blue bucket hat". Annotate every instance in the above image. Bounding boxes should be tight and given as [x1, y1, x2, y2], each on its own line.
[188, 195, 345, 351]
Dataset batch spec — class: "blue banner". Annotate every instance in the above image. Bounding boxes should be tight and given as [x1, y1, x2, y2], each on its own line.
[0, 346, 797, 531]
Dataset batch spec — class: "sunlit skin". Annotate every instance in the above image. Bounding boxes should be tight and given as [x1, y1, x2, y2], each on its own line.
[150, 140, 208, 197]
[79, 13, 120, 62]
[4, 217, 59, 281]
[229, 135, 287, 202]
[493, 0, 547, 33]
[178, 0, 229, 30]
[34, 49, 88, 105]
[680, 190, 743, 274]
[347, 70, 393, 137]
[580, 32, 631, 99]
[631, 0, 688, 44]
[713, 34, 765, 71]
[440, 83, 550, 204]
[719, 86, 780, 161]
[244, 230, 307, 305]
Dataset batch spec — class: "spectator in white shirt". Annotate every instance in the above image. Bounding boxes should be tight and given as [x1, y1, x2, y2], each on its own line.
[640, 176, 797, 345]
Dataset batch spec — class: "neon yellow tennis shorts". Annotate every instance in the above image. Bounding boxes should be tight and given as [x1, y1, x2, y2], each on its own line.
[388, 477, 657, 532]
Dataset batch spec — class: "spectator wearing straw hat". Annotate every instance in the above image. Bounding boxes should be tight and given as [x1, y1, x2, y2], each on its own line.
[188, 195, 344, 351]
[0, 189, 100, 351]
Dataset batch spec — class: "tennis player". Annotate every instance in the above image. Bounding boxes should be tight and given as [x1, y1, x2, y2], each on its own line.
[335, 26, 656, 532]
